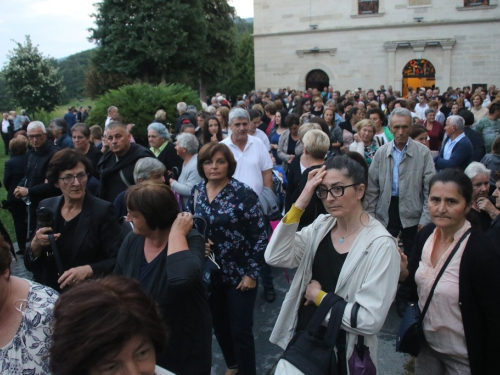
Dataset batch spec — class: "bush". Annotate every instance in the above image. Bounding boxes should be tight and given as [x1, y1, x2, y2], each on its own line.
[86, 83, 200, 145]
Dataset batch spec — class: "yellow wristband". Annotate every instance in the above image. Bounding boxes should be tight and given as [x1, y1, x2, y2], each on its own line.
[315, 290, 327, 307]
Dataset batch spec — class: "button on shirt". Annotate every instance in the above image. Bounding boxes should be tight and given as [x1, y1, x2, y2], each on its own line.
[391, 142, 408, 197]
[443, 133, 466, 160]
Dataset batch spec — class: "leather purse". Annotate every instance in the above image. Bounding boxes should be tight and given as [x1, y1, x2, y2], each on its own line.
[396, 228, 471, 356]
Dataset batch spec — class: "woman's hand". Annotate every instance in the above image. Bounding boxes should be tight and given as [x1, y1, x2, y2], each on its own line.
[236, 275, 256, 292]
[211, 134, 218, 142]
[294, 165, 327, 210]
[353, 134, 361, 143]
[30, 227, 61, 257]
[304, 280, 322, 306]
[171, 212, 193, 237]
[205, 239, 214, 257]
[58, 265, 94, 289]
[287, 154, 295, 163]
[14, 186, 28, 198]
[169, 178, 176, 186]
[398, 248, 409, 282]
[477, 197, 500, 219]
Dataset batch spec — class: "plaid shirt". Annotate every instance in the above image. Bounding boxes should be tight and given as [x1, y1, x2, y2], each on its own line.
[391, 142, 408, 197]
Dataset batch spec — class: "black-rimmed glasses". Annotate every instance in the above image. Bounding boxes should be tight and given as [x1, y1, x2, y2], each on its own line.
[315, 183, 359, 199]
[58, 173, 88, 185]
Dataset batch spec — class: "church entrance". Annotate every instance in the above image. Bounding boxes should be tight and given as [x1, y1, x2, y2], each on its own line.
[306, 69, 329, 92]
[402, 59, 436, 97]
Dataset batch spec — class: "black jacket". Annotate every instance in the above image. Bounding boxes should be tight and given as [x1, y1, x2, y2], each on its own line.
[24, 192, 122, 291]
[85, 144, 103, 179]
[97, 143, 154, 202]
[157, 141, 183, 174]
[464, 127, 485, 162]
[4, 153, 28, 201]
[405, 223, 500, 375]
[19, 140, 60, 207]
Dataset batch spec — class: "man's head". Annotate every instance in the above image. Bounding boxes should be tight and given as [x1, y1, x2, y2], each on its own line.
[426, 89, 433, 100]
[248, 109, 261, 135]
[367, 108, 385, 131]
[458, 109, 474, 127]
[48, 118, 68, 140]
[107, 121, 131, 157]
[489, 103, 500, 120]
[229, 108, 250, 144]
[176, 102, 187, 115]
[367, 89, 375, 101]
[27, 121, 48, 151]
[418, 93, 427, 105]
[180, 123, 195, 135]
[133, 157, 166, 184]
[480, 90, 487, 100]
[445, 115, 465, 139]
[107, 106, 118, 118]
[89, 125, 102, 143]
[389, 108, 412, 149]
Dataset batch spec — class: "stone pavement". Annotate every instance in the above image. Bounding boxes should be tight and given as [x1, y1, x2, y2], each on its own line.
[11, 247, 409, 375]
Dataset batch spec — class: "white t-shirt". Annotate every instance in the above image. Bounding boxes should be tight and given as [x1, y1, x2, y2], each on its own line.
[221, 135, 273, 195]
[2, 119, 10, 133]
[253, 128, 271, 150]
[375, 132, 389, 145]
[415, 103, 429, 120]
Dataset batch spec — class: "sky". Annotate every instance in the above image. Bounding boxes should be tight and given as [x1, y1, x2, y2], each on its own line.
[0, 0, 254, 67]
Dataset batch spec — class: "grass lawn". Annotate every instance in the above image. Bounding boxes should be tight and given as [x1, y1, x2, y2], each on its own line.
[32, 98, 95, 125]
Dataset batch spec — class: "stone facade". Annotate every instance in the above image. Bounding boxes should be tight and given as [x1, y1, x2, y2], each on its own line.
[253, 0, 500, 92]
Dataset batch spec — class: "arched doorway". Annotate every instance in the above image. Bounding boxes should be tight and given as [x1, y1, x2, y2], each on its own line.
[306, 69, 329, 92]
[402, 59, 436, 97]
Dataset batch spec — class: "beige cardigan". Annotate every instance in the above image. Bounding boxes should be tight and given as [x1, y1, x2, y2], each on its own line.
[265, 214, 399, 367]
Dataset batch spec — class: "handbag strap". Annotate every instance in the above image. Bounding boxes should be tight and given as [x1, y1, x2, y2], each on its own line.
[48, 233, 65, 276]
[350, 302, 365, 347]
[306, 293, 343, 339]
[420, 228, 471, 320]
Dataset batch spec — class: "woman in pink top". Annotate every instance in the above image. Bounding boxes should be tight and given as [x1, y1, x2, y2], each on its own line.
[401, 169, 500, 375]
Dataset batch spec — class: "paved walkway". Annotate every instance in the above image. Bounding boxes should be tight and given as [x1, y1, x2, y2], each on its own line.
[11, 248, 409, 374]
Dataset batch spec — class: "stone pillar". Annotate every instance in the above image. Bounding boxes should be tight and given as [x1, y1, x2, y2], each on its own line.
[440, 40, 456, 90]
[386, 46, 397, 90]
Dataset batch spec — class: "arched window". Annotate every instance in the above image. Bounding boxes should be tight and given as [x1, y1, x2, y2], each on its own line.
[306, 70, 329, 92]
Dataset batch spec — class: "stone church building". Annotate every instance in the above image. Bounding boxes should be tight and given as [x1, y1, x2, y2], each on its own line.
[253, 0, 500, 95]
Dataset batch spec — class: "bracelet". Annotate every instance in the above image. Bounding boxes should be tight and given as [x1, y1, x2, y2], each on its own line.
[315, 290, 327, 306]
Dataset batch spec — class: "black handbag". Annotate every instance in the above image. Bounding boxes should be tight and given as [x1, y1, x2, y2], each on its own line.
[193, 214, 220, 296]
[279, 293, 348, 375]
[396, 228, 471, 356]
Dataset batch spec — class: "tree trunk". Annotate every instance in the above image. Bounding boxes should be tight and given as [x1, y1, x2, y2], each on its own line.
[161, 71, 166, 84]
[142, 70, 150, 83]
[199, 73, 207, 103]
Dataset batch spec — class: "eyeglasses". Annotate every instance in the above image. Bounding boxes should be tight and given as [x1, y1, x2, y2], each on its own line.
[59, 172, 88, 185]
[315, 183, 359, 199]
[27, 134, 44, 139]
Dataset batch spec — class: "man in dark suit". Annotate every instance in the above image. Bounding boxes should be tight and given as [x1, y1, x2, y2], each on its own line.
[63, 107, 76, 130]
[460, 109, 485, 162]
[434, 115, 473, 172]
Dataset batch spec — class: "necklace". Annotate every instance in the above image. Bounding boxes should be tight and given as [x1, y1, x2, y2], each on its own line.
[338, 225, 361, 244]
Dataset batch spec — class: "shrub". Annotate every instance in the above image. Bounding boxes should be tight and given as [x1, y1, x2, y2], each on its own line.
[86, 83, 200, 145]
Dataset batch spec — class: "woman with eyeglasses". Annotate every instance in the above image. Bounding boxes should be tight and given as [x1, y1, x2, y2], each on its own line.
[24, 149, 122, 292]
[265, 155, 400, 370]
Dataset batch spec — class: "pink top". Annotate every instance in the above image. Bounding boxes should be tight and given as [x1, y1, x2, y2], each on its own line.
[415, 221, 471, 359]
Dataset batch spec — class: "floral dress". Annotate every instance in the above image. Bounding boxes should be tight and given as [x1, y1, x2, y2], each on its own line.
[363, 140, 379, 166]
[188, 178, 267, 286]
[0, 281, 58, 375]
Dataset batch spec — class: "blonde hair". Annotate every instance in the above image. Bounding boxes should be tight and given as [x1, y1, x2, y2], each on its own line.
[302, 129, 330, 159]
[298, 122, 321, 141]
[355, 119, 376, 134]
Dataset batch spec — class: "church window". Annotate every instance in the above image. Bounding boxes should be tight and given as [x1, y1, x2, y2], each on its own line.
[358, 0, 379, 14]
[408, 0, 431, 6]
[464, 0, 489, 6]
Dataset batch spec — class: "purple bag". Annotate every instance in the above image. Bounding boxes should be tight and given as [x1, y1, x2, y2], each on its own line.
[348, 336, 376, 375]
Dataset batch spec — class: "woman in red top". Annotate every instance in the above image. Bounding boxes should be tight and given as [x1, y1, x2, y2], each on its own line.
[424, 108, 444, 151]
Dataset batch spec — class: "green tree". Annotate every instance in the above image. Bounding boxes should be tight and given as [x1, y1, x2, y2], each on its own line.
[0, 71, 17, 111]
[89, 0, 206, 84]
[3, 36, 65, 116]
[57, 49, 94, 101]
[198, 0, 236, 99]
[84, 62, 135, 100]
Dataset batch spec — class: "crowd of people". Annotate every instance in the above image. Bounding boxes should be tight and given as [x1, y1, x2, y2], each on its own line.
[1, 82, 500, 375]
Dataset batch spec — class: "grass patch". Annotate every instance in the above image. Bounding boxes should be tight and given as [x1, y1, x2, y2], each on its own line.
[31, 98, 95, 125]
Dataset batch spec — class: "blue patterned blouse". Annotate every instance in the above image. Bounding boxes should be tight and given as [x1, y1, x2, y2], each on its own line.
[188, 178, 267, 286]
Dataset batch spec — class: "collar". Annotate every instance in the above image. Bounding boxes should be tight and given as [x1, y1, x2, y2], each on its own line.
[150, 140, 168, 156]
[387, 139, 411, 156]
[448, 132, 466, 145]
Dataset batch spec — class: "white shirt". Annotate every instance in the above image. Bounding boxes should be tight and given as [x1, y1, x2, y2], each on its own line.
[105, 116, 112, 127]
[253, 128, 271, 150]
[415, 103, 429, 120]
[482, 98, 491, 108]
[221, 134, 273, 195]
[443, 132, 466, 160]
[375, 132, 389, 145]
[2, 119, 10, 133]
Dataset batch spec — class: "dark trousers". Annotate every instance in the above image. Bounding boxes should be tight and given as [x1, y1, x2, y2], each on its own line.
[259, 263, 274, 288]
[387, 196, 418, 301]
[209, 280, 258, 375]
[1, 131, 10, 155]
[10, 201, 28, 251]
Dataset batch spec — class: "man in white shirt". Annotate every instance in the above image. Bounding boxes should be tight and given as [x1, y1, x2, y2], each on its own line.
[434, 115, 473, 171]
[415, 93, 429, 121]
[105, 106, 119, 127]
[248, 109, 271, 151]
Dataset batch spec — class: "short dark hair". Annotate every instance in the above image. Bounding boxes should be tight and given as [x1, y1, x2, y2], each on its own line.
[458, 109, 474, 126]
[49, 118, 69, 134]
[89, 125, 102, 140]
[366, 108, 385, 123]
[46, 149, 93, 185]
[9, 137, 27, 155]
[50, 276, 167, 375]
[410, 124, 428, 139]
[0, 235, 12, 275]
[492, 136, 500, 155]
[125, 182, 179, 230]
[197, 142, 237, 182]
[429, 169, 473, 206]
[264, 103, 277, 115]
[284, 113, 300, 128]
[247, 109, 261, 121]
[489, 103, 500, 115]
[71, 123, 90, 138]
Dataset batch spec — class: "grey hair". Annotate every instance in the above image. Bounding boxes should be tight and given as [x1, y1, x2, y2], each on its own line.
[133, 157, 166, 183]
[228, 108, 250, 124]
[176, 133, 199, 154]
[447, 115, 465, 131]
[464, 161, 491, 180]
[389, 108, 412, 124]
[187, 105, 197, 114]
[107, 106, 117, 114]
[176, 102, 187, 112]
[27, 121, 46, 133]
[206, 106, 217, 115]
[147, 123, 169, 140]
[424, 108, 436, 116]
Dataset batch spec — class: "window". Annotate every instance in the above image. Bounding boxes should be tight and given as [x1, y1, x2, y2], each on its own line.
[408, 0, 431, 6]
[464, 0, 489, 6]
[358, 0, 379, 14]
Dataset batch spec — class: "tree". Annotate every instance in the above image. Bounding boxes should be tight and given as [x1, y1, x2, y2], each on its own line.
[89, 0, 207, 84]
[3, 36, 65, 116]
[0, 71, 17, 111]
[198, 0, 236, 99]
[84, 61, 135, 100]
[57, 49, 94, 101]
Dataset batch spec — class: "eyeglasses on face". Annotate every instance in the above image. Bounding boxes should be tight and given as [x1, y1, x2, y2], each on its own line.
[28, 134, 44, 139]
[58, 172, 88, 184]
[315, 183, 359, 199]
